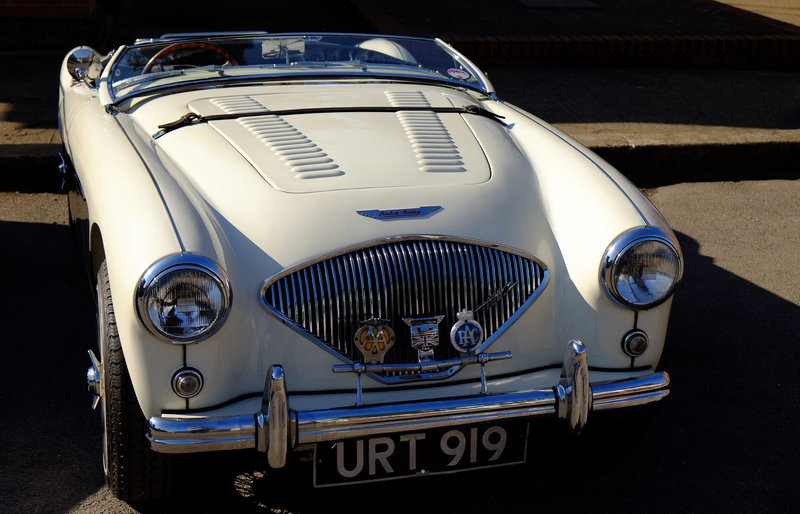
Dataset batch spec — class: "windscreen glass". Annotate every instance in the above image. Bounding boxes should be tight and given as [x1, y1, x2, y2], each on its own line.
[108, 34, 488, 99]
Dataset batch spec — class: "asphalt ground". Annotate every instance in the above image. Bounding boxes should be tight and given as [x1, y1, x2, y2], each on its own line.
[1, 180, 798, 512]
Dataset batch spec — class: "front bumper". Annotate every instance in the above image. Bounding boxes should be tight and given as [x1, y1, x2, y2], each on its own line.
[146, 341, 669, 466]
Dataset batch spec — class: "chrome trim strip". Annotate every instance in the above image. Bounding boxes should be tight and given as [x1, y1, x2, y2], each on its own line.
[555, 341, 590, 433]
[593, 389, 669, 410]
[332, 351, 512, 375]
[434, 37, 494, 94]
[86, 350, 101, 410]
[265, 365, 288, 468]
[138, 32, 443, 44]
[148, 414, 257, 453]
[146, 369, 670, 455]
[159, 31, 271, 40]
[110, 73, 490, 110]
[592, 371, 671, 400]
[99, 45, 125, 108]
[295, 390, 557, 444]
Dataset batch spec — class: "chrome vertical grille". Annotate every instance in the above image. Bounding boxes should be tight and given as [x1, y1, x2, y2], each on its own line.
[262, 239, 546, 373]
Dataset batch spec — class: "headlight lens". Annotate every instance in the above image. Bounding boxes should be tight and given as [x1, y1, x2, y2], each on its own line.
[601, 227, 682, 310]
[136, 255, 231, 343]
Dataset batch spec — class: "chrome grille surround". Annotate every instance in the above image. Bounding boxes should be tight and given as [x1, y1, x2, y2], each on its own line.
[260, 236, 549, 383]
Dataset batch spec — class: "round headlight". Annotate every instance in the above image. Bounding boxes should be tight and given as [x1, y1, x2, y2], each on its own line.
[136, 255, 231, 343]
[601, 227, 682, 310]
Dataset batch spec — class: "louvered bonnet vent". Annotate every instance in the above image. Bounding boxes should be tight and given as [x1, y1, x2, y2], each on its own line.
[261, 238, 548, 381]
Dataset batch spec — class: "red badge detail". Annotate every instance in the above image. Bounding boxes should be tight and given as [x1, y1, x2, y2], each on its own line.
[447, 68, 470, 80]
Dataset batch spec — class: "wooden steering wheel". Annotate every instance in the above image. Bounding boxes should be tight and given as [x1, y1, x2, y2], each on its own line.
[142, 42, 239, 74]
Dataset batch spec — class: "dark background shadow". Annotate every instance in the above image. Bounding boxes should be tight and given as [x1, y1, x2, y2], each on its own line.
[2, 0, 799, 195]
[488, 67, 800, 130]
[0, 219, 98, 511]
[3, 0, 800, 131]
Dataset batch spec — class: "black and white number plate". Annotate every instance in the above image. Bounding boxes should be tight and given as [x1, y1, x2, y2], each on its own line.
[313, 422, 528, 487]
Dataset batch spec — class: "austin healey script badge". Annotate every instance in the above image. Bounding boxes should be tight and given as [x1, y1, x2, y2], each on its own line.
[354, 318, 396, 364]
[357, 206, 442, 221]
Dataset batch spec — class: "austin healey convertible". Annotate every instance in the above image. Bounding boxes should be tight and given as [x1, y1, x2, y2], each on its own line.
[59, 32, 682, 501]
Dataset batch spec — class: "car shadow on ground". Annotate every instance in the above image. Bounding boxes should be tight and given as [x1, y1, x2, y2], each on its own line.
[0, 220, 796, 512]
[0, 219, 98, 512]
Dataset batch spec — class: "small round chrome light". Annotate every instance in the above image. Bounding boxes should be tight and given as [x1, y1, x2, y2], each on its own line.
[622, 329, 649, 357]
[136, 254, 232, 343]
[601, 227, 683, 310]
[172, 368, 204, 398]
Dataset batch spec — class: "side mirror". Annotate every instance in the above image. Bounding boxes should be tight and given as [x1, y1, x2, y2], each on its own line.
[67, 47, 103, 82]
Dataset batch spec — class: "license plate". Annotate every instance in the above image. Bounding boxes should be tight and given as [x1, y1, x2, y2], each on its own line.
[313, 422, 528, 487]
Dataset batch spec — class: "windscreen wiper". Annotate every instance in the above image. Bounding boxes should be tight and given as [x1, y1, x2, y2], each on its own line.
[153, 104, 505, 139]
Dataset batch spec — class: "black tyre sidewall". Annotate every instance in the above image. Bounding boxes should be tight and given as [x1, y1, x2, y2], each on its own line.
[97, 260, 172, 501]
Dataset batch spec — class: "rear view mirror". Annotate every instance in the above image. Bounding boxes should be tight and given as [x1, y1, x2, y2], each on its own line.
[67, 47, 103, 82]
[261, 38, 306, 62]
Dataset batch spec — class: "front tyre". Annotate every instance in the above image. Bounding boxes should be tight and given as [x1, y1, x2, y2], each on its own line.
[97, 260, 173, 501]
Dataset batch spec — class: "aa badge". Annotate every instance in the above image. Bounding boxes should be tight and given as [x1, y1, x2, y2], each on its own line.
[450, 309, 484, 354]
[354, 318, 396, 364]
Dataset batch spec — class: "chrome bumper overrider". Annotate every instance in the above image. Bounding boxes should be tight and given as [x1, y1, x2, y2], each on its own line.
[146, 341, 670, 465]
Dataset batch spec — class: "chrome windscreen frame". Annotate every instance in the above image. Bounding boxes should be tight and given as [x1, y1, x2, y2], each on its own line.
[99, 33, 495, 110]
[98, 45, 125, 110]
[259, 235, 550, 384]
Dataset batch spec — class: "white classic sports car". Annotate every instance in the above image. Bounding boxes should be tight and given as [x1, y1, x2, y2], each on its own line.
[59, 32, 682, 501]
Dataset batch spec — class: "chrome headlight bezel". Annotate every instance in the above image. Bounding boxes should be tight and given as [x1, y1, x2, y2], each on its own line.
[600, 227, 683, 310]
[135, 254, 232, 344]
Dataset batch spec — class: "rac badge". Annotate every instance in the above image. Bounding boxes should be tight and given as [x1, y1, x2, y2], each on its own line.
[354, 318, 396, 364]
[450, 309, 484, 354]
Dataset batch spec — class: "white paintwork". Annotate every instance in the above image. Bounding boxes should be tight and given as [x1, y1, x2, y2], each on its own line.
[59, 37, 679, 420]
[185, 89, 491, 192]
[60, 57, 186, 415]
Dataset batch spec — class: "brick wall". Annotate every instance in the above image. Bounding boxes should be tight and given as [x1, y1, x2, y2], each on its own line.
[0, 1, 97, 17]
[0, 1, 102, 55]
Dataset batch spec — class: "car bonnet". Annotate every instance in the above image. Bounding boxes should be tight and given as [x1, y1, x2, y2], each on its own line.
[188, 86, 491, 193]
[150, 84, 497, 194]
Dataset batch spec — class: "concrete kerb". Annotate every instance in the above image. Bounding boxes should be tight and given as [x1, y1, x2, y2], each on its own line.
[596, 141, 800, 187]
[3, 134, 799, 194]
[3, 20, 799, 192]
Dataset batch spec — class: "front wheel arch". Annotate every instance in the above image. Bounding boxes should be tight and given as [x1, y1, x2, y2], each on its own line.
[97, 259, 173, 501]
